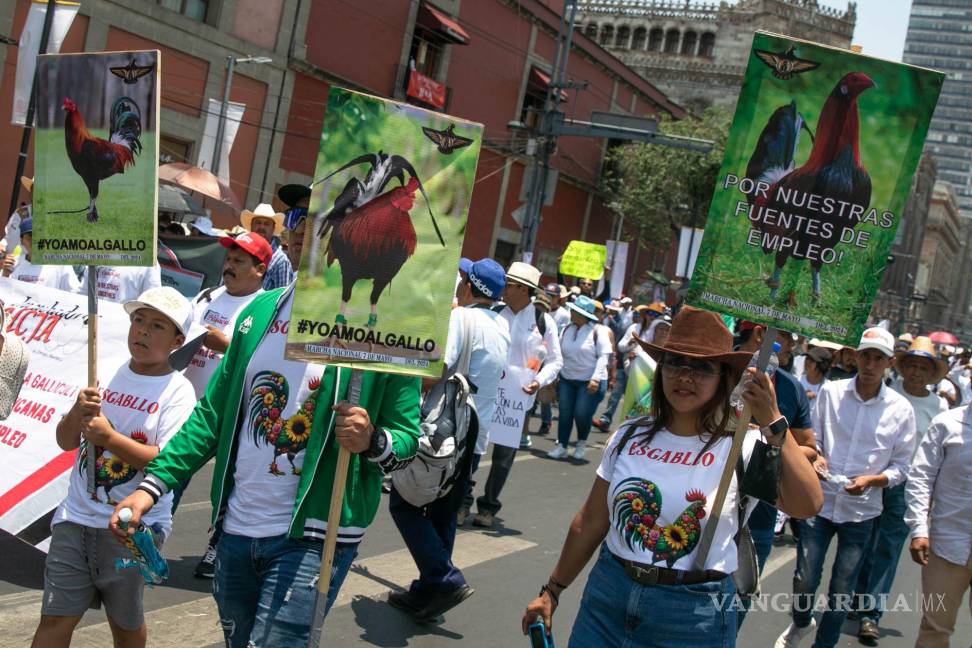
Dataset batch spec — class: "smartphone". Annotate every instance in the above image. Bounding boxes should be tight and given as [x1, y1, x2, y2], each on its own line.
[527, 618, 554, 648]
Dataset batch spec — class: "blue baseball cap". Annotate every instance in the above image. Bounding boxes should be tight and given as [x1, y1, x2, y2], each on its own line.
[19, 218, 32, 237]
[468, 258, 506, 300]
[458, 257, 473, 275]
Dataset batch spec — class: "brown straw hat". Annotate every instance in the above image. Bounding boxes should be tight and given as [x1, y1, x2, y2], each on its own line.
[634, 305, 752, 375]
[897, 335, 949, 383]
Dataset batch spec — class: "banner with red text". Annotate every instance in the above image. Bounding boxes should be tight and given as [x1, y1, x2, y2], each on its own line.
[0, 278, 129, 550]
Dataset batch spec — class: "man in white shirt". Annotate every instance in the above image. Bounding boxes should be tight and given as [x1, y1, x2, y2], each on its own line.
[905, 405, 972, 648]
[389, 258, 510, 622]
[776, 327, 916, 648]
[854, 336, 949, 644]
[464, 262, 562, 529]
[536, 283, 569, 436]
[79, 264, 162, 303]
[1, 218, 80, 292]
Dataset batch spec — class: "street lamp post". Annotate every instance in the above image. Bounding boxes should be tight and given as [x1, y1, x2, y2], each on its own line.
[212, 55, 271, 179]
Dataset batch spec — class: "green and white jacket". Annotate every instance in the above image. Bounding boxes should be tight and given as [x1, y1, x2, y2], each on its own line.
[141, 286, 422, 543]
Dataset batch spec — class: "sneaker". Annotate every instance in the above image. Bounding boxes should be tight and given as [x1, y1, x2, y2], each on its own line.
[547, 444, 568, 459]
[536, 422, 551, 436]
[388, 589, 429, 614]
[194, 544, 217, 579]
[858, 618, 879, 646]
[591, 418, 609, 432]
[774, 618, 816, 648]
[472, 511, 495, 528]
[519, 434, 532, 449]
[413, 584, 474, 622]
[457, 507, 470, 526]
[572, 441, 587, 460]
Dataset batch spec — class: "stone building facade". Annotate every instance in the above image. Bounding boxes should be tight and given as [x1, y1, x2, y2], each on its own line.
[576, 0, 856, 110]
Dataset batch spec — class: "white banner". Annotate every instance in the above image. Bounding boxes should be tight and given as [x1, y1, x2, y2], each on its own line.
[0, 278, 129, 548]
[486, 365, 536, 449]
[12, 1, 80, 126]
[676, 226, 704, 280]
[598, 240, 629, 299]
[197, 98, 245, 184]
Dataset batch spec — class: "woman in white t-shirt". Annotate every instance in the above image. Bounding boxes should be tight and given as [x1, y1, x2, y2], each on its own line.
[522, 307, 823, 647]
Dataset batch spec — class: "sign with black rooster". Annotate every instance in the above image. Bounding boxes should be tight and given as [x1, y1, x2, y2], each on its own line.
[285, 88, 483, 378]
[32, 50, 160, 266]
[688, 32, 943, 345]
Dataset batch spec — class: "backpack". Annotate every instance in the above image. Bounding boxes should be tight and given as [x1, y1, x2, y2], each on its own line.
[391, 308, 479, 508]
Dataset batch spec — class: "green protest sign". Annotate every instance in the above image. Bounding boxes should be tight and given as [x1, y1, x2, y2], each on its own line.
[688, 32, 943, 345]
[284, 88, 482, 378]
[33, 50, 160, 266]
[559, 240, 606, 280]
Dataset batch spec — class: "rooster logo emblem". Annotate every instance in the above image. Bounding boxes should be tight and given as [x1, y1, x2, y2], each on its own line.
[248, 372, 321, 475]
[79, 427, 148, 503]
[612, 478, 708, 567]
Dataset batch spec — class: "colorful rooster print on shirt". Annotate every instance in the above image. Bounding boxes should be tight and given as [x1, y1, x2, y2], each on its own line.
[612, 478, 708, 567]
[79, 427, 147, 504]
[248, 371, 321, 475]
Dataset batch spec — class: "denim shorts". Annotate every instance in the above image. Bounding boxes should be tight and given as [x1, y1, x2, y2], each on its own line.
[568, 545, 737, 648]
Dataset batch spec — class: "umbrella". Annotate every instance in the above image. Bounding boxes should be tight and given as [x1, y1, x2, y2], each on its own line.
[159, 163, 241, 210]
[927, 331, 959, 345]
[158, 184, 206, 217]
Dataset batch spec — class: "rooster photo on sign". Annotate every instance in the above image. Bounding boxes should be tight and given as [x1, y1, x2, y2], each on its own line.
[285, 89, 483, 378]
[688, 32, 943, 346]
[32, 50, 160, 266]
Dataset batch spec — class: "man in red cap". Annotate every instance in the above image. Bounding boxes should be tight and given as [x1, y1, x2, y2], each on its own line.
[180, 231, 272, 577]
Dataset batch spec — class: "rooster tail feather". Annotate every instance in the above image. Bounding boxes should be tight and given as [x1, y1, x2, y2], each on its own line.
[109, 97, 143, 156]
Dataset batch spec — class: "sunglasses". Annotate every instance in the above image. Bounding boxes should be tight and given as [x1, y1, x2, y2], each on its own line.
[284, 207, 308, 230]
[660, 355, 720, 382]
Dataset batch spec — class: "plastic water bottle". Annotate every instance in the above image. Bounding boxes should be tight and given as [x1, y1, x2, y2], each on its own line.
[729, 342, 781, 411]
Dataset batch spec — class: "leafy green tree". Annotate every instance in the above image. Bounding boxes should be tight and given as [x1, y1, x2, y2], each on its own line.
[605, 107, 731, 247]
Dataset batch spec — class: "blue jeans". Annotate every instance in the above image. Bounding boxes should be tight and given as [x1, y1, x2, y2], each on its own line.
[791, 515, 875, 648]
[540, 401, 553, 425]
[855, 482, 909, 623]
[557, 378, 606, 447]
[736, 500, 777, 629]
[213, 532, 357, 648]
[599, 366, 628, 424]
[569, 545, 737, 648]
[389, 486, 467, 594]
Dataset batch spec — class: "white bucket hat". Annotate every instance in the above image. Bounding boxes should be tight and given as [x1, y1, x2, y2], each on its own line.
[0, 303, 30, 420]
[123, 287, 193, 337]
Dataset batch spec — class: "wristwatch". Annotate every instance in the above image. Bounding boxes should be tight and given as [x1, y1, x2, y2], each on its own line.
[762, 415, 789, 447]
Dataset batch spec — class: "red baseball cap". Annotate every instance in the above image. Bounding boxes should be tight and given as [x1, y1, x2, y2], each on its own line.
[220, 231, 272, 266]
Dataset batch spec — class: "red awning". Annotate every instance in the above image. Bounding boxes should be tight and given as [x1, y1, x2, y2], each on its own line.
[417, 3, 470, 45]
[528, 67, 568, 101]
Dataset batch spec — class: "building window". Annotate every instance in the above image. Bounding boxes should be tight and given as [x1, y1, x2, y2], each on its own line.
[584, 23, 598, 39]
[159, 134, 192, 165]
[648, 28, 663, 52]
[681, 31, 697, 55]
[615, 26, 630, 48]
[699, 32, 716, 57]
[632, 27, 646, 50]
[664, 29, 680, 54]
[159, 0, 209, 22]
[599, 25, 614, 47]
[520, 67, 553, 126]
[408, 29, 446, 80]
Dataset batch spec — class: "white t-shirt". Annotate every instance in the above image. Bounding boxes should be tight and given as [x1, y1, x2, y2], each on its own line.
[552, 306, 571, 333]
[443, 305, 510, 454]
[10, 256, 80, 292]
[53, 363, 195, 538]
[799, 374, 825, 399]
[182, 286, 263, 399]
[559, 321, 613, 382]
[80, 265, 162, 303]
[890, 378, 948, 449]
[223, 292, 327, 538]
[597, 424, 761, 573]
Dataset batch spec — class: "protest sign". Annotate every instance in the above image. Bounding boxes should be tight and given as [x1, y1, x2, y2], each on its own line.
[284, 88, 483, 378]
[11, 0, 79, 125]
[687, 32, 943, 345]
[620, 354, 656, 422]
[0, 279, 129, 549]
[32, 50, 160, 266]
[487, 366, 536, 449]
[559, 240, 606, 281]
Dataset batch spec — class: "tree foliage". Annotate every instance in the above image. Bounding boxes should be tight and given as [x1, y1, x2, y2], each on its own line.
[605, 107, 731, 247]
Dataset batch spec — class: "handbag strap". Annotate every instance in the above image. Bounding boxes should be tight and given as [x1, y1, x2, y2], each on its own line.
[691, 436, 748, 571]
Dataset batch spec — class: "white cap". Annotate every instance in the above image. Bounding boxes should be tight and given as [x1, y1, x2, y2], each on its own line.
[123, 287, 193, 336]
[191, 215, 217, 236]
[857, 327, 895, 358]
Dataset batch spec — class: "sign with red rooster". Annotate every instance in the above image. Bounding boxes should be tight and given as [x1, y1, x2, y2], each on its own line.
[688, 32, 943, 346]
[285, 89, 482, 378]
[32, 50, 160, 266]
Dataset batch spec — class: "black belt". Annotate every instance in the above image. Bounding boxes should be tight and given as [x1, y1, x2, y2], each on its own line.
[612, 553, 727, 586]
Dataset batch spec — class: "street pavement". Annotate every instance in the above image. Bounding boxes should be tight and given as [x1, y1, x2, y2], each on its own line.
[1, 417, 969, 647]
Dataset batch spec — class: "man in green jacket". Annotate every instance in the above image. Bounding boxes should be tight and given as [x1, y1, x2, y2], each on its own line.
[110, 285, 421, 647]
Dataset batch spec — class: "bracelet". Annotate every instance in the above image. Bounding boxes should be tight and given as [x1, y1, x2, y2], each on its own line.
[539, 584, 559, 606]
[548, 577, 568, 591]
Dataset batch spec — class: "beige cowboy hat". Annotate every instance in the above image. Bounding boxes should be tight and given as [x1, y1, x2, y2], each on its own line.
[240, 203, 284, 235]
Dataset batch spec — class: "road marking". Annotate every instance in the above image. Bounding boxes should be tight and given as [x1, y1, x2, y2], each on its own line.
[0, 529, 536, 648]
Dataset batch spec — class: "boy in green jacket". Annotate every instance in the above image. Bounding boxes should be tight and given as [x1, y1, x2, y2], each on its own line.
[110, 285, 421, 647]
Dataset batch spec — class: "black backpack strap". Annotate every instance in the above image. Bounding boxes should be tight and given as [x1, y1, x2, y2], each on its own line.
[535, 307, 546, 337]
[195, 286, 218, 304]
